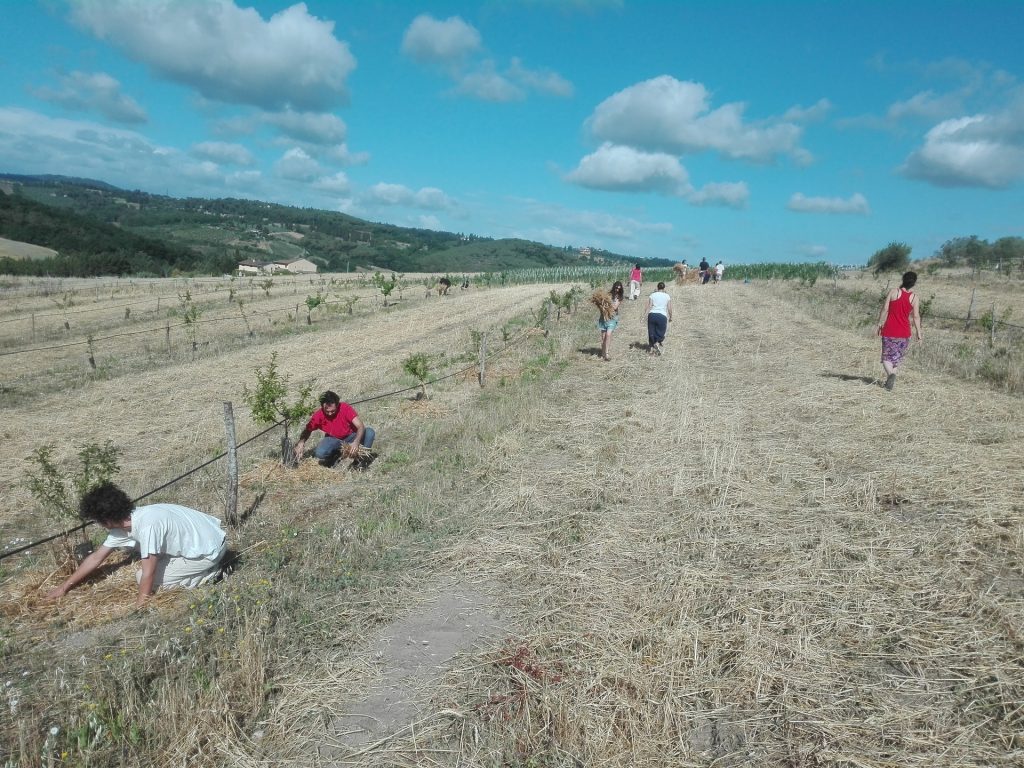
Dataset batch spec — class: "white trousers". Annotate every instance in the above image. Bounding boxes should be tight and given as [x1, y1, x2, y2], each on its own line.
[629, 280, 641, 299]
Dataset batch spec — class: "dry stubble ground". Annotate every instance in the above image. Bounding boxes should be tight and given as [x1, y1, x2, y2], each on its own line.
[260, 283, 1023, 766]
[2, 279, 1022, 767]
[0, 281, 555, 543]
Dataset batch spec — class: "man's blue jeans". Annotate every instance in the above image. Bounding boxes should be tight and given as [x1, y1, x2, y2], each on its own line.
[313, 428, 376, 465]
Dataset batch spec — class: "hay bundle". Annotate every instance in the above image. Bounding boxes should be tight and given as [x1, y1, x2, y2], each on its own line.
[591, 289, 615, 321]
[672, 262, 690, 284]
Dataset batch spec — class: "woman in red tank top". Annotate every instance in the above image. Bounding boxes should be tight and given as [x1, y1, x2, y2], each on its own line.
[876, 271, 923, 391]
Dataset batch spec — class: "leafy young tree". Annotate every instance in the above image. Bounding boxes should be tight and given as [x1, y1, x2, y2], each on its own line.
[868, 242, 912, 274]
[242, 352, 316, 464]
[402, 352, 432, 399]
[304, 291, 325, 324]
[372, 271, 398, 306]
[25, 441, 122, 567]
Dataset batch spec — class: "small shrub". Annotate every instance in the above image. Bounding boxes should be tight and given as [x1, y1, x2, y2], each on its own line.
[918, 293, 936, 319]
[402, 352, 432, 399]
[371, 272, 398, 306]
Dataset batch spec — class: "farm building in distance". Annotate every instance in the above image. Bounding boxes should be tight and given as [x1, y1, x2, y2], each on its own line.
[237, 257, 317, 275]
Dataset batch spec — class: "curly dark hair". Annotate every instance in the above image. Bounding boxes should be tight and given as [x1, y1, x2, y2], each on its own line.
[319, 390, 341, 406]
[79, 482, 133, 526]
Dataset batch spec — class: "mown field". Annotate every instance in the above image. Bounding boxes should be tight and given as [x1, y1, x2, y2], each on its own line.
[0, 237, 58, 261]
[1, 270, 1021, 767]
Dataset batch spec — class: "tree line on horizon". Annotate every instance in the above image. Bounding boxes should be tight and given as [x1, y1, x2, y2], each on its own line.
[0, 175, 642, 277]
[868, 236, 1024, 276]
[3, 175, 1021, 280]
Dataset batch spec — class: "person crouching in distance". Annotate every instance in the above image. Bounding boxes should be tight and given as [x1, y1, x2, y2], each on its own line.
[293, 390, 377, 469]
[46, 483, 227, 607]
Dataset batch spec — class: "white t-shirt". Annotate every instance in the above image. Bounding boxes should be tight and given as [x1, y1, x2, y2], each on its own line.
[715, 263, 725, 276]
[648, 291, 671, 316]
[102, 503, 226, 560]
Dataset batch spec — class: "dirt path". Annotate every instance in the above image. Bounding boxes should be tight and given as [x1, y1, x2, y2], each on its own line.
[277, 283, 1022, 765]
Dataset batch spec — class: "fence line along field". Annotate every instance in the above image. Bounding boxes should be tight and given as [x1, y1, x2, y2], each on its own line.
[0, 278, 563, 544]
[1, 273, 1022, 766]
[770, 268, 1024, 394]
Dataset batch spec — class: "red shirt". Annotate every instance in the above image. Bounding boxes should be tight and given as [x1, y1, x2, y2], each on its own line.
[881, 289, 914, 338]
[304, 403, 358, 439]
[630, 268, 642, 282]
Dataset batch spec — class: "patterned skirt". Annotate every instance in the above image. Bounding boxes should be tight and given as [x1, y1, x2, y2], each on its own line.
[881, 337, 910, 367]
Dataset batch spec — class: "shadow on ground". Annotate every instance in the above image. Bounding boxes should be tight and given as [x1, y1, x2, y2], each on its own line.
[820, 371, 880, 386]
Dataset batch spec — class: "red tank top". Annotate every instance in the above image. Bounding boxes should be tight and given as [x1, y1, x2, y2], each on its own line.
[881, 288, 913, 338]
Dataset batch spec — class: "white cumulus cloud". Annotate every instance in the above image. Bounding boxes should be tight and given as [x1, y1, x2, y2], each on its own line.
[401, 14, 481, 66]
[0, 107, 173, 187]
[787, 192, 870, 215]
[403, 14, 572, 102]
[69, 0, 355, 111]
[274, 147, 322, 181]
[586, 75, 810, 163]
[508, 57, 573, 97]
[900, 111, 1024, 188]
[365, 183, 456, 210]
[687, 181, 750, 209]
[33, 70, 147, 123]
[455, 68, 524, 102]
[565, 143, 691, 196]
[312, 172, 350, 194]
[191, 141, 254, 166]
[262, 109, 347, 145]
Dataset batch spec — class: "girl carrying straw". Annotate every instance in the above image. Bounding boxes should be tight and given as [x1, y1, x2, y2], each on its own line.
[593, 281, 624, 361]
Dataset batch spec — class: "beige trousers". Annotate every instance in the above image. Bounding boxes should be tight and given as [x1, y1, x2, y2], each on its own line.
[136, 541, 227, 590]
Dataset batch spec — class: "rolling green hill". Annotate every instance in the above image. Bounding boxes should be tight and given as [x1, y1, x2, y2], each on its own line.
[0, 174, 665, 277]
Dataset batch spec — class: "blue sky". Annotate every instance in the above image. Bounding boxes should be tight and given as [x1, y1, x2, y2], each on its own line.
[1, 1, 1022, 266]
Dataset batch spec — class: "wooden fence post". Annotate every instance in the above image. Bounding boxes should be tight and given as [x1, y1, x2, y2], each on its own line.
[991, 303, 997, 347]
[478, 333, 487, 387]
[223, 402, 239, 526]
[165, 322, 171, 352]
[964, 287, 976, 331]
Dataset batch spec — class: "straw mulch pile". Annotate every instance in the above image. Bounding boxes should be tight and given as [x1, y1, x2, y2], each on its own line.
[591, 289, 615, 321]
[275, 284, 1024, 766]
[1, 551, 182, 632]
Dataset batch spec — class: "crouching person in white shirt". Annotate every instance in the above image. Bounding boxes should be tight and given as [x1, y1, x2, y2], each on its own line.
[46, 483, 227, 607]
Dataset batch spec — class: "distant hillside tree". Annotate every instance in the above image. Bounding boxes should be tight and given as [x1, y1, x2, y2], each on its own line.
[935, 236, 987, 269]
[868, 242, 911, 274]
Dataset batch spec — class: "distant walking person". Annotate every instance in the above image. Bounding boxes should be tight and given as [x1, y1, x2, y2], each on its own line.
[645, 281, 673, 355]
[629, 264, 643, 300]
[877, 271, 923, 391]
[699, 258, 711, 284]
[714, 261, 725, 283]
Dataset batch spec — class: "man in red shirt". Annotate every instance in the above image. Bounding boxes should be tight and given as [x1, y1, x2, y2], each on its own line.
[294, 391, 376, 468]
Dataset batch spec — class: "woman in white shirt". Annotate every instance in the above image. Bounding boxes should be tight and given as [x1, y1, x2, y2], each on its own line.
[645, 281, 673, 355]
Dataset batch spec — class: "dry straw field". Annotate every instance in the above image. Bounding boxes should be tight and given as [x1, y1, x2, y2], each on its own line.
[1, 270, 1022, 767]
